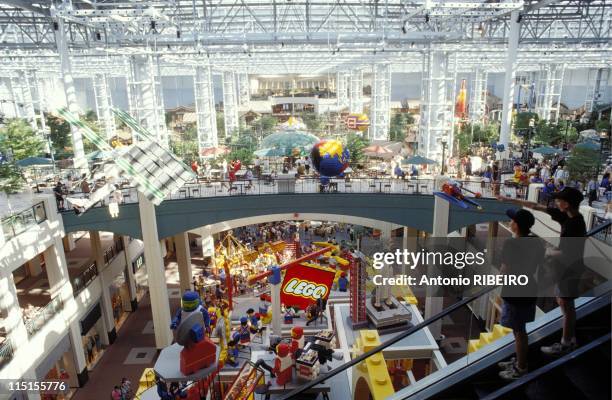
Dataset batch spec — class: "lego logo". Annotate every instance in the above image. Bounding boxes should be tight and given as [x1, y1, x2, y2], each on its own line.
[282, 278, 328, 300]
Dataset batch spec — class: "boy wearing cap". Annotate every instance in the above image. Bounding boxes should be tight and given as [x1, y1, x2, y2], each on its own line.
[498, 187, 586, 356]
[497, 208, 545, 380]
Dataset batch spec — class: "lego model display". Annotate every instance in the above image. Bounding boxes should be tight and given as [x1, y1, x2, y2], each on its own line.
[273, 343, 293, 386]
[223, 362, 264, 400]
[434, 180, 483, 210]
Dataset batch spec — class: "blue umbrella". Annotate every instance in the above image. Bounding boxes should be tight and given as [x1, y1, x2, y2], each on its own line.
[86, 150, 115, 160]
[16, 157, 53, 167]
[531, 146, 561, 155]
[401, 155, 437, 165]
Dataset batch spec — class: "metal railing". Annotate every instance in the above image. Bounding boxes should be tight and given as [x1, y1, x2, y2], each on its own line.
[23, 297, 64, 337]
[589, 215, 612, 245]
[58, 177, 526, 213]
[0, 339, 14, 369]
[71, 262, 99, 296]
[1, 202, 47, 241]
[103, 237, 125, 264]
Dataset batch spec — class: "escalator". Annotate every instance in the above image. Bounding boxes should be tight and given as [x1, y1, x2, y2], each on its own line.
[280, 221, 612, 400]
[397, 288, 610, 400]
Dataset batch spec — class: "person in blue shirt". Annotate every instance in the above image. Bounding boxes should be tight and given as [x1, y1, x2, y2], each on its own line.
[394, 164, 405, 179]
[338, 272, 349, 292]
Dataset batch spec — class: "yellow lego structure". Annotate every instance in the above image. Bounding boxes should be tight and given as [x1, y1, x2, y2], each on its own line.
[351, 330, 395, 400]
[468, 324, 513, 353]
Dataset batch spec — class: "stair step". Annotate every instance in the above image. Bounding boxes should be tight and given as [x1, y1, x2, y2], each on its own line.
[468, 339, 481, 354]
[479, 332, 495, 345]
[492, 324, 512, 340]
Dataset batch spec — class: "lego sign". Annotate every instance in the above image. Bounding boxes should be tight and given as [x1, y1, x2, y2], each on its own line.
[346, 116, 358, 129]
[281, 264, 336, 310]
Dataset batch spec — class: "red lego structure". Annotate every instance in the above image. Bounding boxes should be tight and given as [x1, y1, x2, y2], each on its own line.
[180, 336, 217, 376]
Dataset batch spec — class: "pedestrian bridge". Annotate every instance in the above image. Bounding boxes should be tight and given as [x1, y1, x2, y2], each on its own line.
[60, 178, 516, 239]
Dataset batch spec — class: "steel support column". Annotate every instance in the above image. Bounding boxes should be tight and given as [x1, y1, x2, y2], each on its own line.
[370, 63, 391, 142]
[499, 10, 521, 149]
[418, 50, 455, 164]
[194, 65, 219, 154]
[349, 68, 364, 114]
[336, 71, 349, 110]
[237, 72, 250, 109]
[584, 68, 609, 113]
[92, 73, 116, 141]
[535, 64, 565, 123]
[469, 68, 488, 124]
[127, 55, 168, 146]
[222, 70, 239, 137]
[54, 17, 87, 170]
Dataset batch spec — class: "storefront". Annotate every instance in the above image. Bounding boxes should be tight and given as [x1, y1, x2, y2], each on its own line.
[35, 335, 78, 400]
[132, 252, 148, 302]
[109, 268, 131, 330]
[79, 303, 104, 370]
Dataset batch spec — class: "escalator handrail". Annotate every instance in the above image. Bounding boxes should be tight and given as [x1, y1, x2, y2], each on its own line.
[481, 332, 611, 400]
[586, 219, 612, 237]
[277, 285, 499, 400]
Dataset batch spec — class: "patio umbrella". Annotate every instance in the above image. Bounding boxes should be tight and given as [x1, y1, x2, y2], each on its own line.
[16, 157, 53, 167]
[401, 155, 437, 165]
[363, 145, 394, 158]
[531, 146, 562, 155]
[201, 146, 230, 157]
[256, 131, 319, 157]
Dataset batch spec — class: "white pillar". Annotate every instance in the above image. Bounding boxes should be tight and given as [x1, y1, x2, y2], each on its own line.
[194, 66, 219, 154]
[425, 194, 450, 339]
[121, 236, 139, 310]
[67, 321, 89, 386]
[16, 70, 38, 130]
[499, 10, 521, 149]
[222, 70, 239, 137]
[89, 231, 116, 345]
[0, 272, 29, 349]
[138, 193, 173, 349]
[370, 63, 391, 142]
[54, 17, 87, 170]
[174, 232, 192, 294]
[469, 68, 488, 124]
[92, 73, 116, 141]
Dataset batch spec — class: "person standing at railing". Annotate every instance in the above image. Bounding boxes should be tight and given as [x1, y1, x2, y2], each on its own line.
[53, 181, 65, 210]
[498, 187, 586, 357]
[587, 176, 598, 206]
[497, 208, 545, 380]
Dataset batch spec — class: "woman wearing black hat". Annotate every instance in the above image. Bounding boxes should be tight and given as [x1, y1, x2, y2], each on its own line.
[497, 208, 545, 380]
[498, 187, 586, 357]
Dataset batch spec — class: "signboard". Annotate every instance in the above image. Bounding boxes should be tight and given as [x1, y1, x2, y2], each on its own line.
[280, 263, 336, 310]
[132, 253, 145, 274]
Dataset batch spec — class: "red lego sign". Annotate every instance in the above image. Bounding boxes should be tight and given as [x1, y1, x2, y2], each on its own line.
[281, 264, 336, 310]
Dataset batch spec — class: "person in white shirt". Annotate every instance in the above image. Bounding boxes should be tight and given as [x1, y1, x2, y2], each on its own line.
[540, 164, 550, 182]
[554, 166, 566, 184]
[222, 159, 228, 179]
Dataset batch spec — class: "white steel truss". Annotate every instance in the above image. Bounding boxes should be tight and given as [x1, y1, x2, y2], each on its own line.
[468, 68, 488, 124]
[237, 72, 250, 110]
[92, 73, 116, 141]
[194, 65, 219, 154]
[585, 68, 610, 113]
[336, 71, 349, 110]
[127, 55, 168, 147]
[349, 68, 364, 114]
[535, 64, 565, 123]
[222, 70, 239, 138]
[419, 50, 457, 163]
[370, 63, 391, 142]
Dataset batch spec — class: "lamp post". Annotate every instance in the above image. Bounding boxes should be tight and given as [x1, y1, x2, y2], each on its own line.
[441, 140, 447, 175]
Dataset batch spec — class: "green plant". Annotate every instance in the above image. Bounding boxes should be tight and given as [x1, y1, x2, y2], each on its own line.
[345, 132, 370, 167]
[0, 162, 24, 194]
[566, 146, 599, 184]
[389, 112, 415, 142]
[0, 118, 44, 160]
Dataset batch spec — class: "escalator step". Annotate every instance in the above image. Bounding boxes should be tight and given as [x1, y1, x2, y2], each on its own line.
[563, 352, 612, 400]
[523, 371, 590, 400]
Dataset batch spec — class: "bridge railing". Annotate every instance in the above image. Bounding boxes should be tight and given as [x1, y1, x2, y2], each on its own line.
[58, 177, 524, 213]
